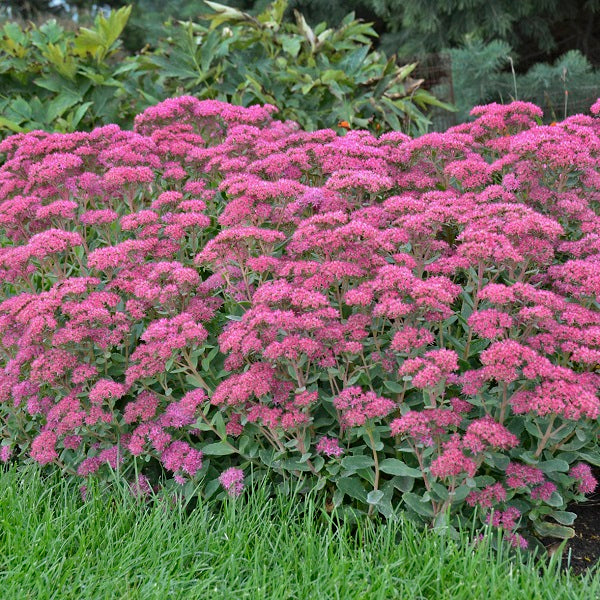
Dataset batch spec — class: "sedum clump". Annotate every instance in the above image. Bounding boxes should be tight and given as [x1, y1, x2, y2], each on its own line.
[1, 96, 600, 547]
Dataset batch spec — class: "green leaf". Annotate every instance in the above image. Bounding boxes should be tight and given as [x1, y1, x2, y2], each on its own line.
[281, 458, 313, 472]
[281, 36, 301, 58]
[577, 451, 600, 466]
[391, 475, 415, 493]
[550, 511, 577, 526]
[202, 442, 236, 456]
[101, 6, 132, 50]
[341, 455, 374, 471]
[450, 484, 471, 503]
[431, 482, 449, 501]
[0, 116, 24, 133]
[366, 490, 384, 505]
[533, 521, 575, 540]
[47, 93, 79, 122]
[294, 10, 316, 52]
[203, 477, 221, 499]
[204, 1, 252, 29]
[468, 339, 490, 357]
[486, 453, 510, 470]
[379, 458, 421, 478]
[338, 45, 369, 75]
[544, 491, 564, 508]
[337, 477, 367, 503]
[538, 459, 570, 474]
[201, 346, 220, 371]
[332, 487, 344, 508]
[383, 380, 405, 393]
[69, 101, 93, 129]
[403, 492, 434, 518]
[9, 97, 32, 120]
[212, 412, 226, 437]
[33, 73, 70, 93]
[74, 6, 131, 62]
[42, 43, 77, 80]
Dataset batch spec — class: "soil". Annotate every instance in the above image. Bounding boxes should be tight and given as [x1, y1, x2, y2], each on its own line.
[558, 467, 600, 574]
[563, 495, 600, 574]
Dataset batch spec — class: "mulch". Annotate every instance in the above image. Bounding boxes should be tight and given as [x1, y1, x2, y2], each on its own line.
[563, 496, 600, 574]
[557, 467, 600, 574]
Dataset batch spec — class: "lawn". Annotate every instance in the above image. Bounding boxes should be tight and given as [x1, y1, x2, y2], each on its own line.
[1, 465, 598, 600]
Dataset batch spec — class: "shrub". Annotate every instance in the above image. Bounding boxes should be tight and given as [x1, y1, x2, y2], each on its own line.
[0, 7, 141, 135]
[144, 0, 449, 134]
[1, 96, 600, 547]
[445, 40, 600, 123]
[0, 1, 449, 140]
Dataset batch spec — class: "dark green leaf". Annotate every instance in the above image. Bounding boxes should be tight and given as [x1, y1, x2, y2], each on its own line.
[341, 455, 374, 471]
[403, 492, 434, 518]
[379, 458, 422, 478]
[202, 442, 236, 456]
[337, 477, 367, 503]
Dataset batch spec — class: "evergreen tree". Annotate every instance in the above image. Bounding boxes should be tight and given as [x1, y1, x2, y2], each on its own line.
[371, 0, 600, 67]
[2, 1, 124, 20]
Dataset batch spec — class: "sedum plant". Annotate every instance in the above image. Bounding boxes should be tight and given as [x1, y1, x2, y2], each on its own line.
[1, 97, 600, 549]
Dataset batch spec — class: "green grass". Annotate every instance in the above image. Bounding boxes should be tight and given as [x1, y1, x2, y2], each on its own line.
[0, 466, 598, 599]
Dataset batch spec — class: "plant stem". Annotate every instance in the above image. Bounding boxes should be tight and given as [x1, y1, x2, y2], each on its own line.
[366, 428, 380, 517]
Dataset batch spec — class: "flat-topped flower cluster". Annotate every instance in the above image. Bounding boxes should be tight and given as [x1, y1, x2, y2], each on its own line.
[1, 96, 600, 545]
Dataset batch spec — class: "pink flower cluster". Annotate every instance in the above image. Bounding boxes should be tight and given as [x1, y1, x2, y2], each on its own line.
[1, 96, 600, 541]
[219, 467, 245, 497]
[333, 387, 396, 428]
[316, 436, 344, 457]
[569, 463, 597, 494]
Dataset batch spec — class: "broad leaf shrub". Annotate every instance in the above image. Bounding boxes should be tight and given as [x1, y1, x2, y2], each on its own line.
[1, 97, 600, 548]
[0, 7, 139, 135]
[0, 1, 448, 140]
[145, 0, 450, 133]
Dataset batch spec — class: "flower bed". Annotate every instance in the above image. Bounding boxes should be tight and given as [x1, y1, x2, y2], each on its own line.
[1, 96, 600, 547]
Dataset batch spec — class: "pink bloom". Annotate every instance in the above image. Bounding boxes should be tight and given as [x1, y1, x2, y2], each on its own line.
[466, 483, 506, 508]
[219, 467, 244, 497]
[505, 462, 545, 488]
[225, 413, 244, 437]
[506, 532, 528, 549]
[430, 436, 477, 479]
[450, 398, 473, 414]
[30, 431, 58, 465]
[569, 463, 597, 494]
[123, 391, 160, 424]
[531, 481, 556, 501]
[462, 417, 519, 453]
[316, 436, 344, 457]
[390, 409, 460, 443]
[161, 441, 203, 477]
[333, 386, 395, 428]
[130, 475, 152, 498]
[468, 309, 513, 339]
[487, 506, 522, 530]
[63, 435, 82, 450]
[0, 445, 11, 463]
[398, 349, 459, 389]
[77, 456, 102, 476]
[88, 380, 128, 406]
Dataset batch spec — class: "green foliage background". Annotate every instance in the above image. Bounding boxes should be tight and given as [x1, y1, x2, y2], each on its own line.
[0, 1, 450, 139]
[1, 0, 600, 131]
